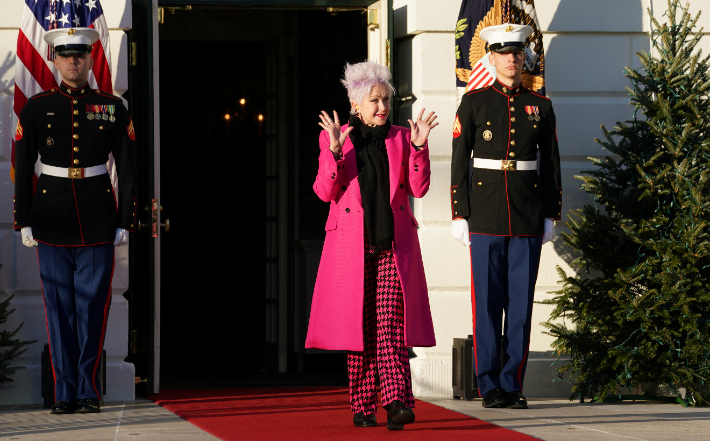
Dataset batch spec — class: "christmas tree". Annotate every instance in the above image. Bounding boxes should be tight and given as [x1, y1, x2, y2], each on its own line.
[542, 0, 710, 405]
[0, 294, 35, 383]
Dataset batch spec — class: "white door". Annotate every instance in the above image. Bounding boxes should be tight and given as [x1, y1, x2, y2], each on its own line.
[367, 1, 392, 69]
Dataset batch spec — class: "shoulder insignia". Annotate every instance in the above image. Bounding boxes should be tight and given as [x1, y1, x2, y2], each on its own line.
[127, 118, 135, 141]
[30, 88, 59, 100]
[453, 114, 462, 138]
[94, 89, 120, 101]
[465, 85, 490, 96]
[529, 90, 551, 101]
[15, 119, 23, 141]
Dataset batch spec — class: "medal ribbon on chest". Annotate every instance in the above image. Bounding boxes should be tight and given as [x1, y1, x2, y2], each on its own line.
[525, 106, 540, 121]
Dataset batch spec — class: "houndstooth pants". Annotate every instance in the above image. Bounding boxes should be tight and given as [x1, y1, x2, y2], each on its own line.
[347, 235, 415, 415]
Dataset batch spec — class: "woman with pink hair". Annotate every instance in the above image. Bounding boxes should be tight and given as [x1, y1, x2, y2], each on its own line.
[306, 61, 437, 431]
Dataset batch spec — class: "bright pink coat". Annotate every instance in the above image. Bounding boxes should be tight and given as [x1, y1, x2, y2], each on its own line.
[305, 124, 436, 351]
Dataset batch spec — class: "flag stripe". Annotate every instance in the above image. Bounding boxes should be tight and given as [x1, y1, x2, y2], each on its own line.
[472, 76, 493, 90]
[16, 31, 57, 93]
[467, 64, 488, 87]
[468, 62, 493, 91]
[13, 58, 37, 113]
[89, 20, 113, 93]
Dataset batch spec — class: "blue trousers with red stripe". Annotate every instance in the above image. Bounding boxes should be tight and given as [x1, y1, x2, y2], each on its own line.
[469, 234, 542, 396]
[38, 242, 114, 402]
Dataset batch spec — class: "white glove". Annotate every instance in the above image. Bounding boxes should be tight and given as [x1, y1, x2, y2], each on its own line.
[114, 228, 128, 246]
[451, 219, 471, 247]
[21, 227, 38, 247]
[542, 218, 555, 244]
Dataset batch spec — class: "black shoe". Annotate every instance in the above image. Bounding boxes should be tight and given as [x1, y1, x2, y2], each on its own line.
[75, 398, 101, 413]
[386, 400, 415, 431]
[506, 391, 528, 409]
[482, 387, 508, 408]
[353, 412, 377, 427]
[50, 401, 77, 414]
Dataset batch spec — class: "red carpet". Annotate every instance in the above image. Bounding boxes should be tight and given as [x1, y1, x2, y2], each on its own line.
[149, 387, 538, 440]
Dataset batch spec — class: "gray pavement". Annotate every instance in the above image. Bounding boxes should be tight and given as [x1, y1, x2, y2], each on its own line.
[0, 399, 218, 441]
[422, 397, 710, 441]
[1, 397, 709, 440]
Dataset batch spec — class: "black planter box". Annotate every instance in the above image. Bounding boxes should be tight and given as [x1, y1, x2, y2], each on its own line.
[452, 335, 480, 400]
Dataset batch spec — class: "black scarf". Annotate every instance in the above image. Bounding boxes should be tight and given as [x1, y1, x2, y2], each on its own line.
[349, 115, 394, 256]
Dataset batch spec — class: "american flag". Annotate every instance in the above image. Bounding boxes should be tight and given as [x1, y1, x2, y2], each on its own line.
[11, 0, 116, 190]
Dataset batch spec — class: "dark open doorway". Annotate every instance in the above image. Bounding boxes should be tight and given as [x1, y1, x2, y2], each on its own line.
[154, 7, 367, 388]
[158, 39, 268, 378]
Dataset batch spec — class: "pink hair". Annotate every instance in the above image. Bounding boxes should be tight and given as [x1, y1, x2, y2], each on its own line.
[341, 61, 395, 115]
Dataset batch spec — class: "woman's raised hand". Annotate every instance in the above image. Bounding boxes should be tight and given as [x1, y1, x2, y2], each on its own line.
[318, 110, 354, 155]
[407, 108, 439, 147]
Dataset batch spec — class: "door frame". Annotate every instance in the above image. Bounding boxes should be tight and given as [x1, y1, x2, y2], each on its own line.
[129, 0, 394, 392]
[127, 0, 161, 394]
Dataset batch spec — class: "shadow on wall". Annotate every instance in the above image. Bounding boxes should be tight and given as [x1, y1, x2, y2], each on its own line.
[545, 0, 643, 271]
[1, 52, 14, 162]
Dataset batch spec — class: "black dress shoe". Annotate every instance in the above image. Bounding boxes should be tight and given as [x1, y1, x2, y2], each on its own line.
[76, 398, 101, 413]
[481, 387, 508, 408]
[353, 412, 377, 427]
[386, 400, 415, 431]
[506, 391, 528, 409]
[50, 401, 77, 414]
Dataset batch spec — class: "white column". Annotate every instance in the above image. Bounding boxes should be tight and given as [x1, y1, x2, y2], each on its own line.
[394, 0, 479, 398]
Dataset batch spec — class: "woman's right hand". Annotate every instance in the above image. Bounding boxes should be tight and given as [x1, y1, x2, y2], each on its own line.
[318, 110, 354, 155]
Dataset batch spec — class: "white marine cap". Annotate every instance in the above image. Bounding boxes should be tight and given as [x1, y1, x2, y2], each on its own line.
[479, 23, 533, 53]
[44, 28, 99, 55]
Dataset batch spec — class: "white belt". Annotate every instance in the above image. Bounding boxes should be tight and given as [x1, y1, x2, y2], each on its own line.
[473, 158, 537, 171]
[40, 163, 107, 179]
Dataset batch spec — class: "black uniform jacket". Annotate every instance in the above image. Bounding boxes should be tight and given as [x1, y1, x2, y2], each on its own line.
[13, 82, 137, 246]
[450, 80, 562, 236]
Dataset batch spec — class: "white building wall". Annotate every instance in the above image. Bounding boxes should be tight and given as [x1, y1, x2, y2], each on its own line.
[0, 1, 134, 405]
[396, 0, 710, 397]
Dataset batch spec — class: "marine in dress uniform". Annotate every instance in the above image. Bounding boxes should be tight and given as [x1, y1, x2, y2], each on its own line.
[13, 28, 137, 414]
[450, 24, 562, 409]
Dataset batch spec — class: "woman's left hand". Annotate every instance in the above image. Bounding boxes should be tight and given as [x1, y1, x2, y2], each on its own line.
[407, 108, 439, 146]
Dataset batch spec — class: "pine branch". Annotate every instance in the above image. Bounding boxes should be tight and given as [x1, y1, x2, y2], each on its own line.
[0, 295, 36, 383]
